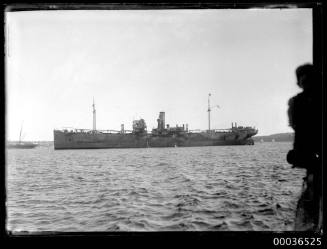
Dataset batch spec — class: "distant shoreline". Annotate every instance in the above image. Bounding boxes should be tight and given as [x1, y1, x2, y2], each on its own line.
[253, 132, 294, 142]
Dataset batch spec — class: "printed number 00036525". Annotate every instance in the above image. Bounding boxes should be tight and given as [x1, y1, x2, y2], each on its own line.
[273, 238, 321, 246]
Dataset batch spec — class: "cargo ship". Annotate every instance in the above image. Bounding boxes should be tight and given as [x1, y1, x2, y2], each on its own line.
[54, 95, 258, 150]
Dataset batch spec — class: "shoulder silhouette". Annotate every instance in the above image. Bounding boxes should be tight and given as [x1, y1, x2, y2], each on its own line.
[287, 64, 321, 170]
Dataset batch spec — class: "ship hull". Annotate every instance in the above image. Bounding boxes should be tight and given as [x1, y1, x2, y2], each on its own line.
[54, 130, 255, 150]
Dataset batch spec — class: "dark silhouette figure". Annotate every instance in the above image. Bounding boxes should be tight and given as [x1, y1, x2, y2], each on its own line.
[287, 64, 322, 231]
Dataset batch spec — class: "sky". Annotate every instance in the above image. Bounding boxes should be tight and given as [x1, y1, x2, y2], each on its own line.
[5, 9, 312, 141]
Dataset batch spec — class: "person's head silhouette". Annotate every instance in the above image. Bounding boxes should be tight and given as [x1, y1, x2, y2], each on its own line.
[295, 64, 317, 92]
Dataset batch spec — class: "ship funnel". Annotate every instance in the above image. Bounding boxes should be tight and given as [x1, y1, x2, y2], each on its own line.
[158, 112, 165, 131]
[160, 112, 165, 128]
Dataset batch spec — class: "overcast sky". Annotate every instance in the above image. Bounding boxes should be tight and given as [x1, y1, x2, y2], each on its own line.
[6, 9, 312, 141]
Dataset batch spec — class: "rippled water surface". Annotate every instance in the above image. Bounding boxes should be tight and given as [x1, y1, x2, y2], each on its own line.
[6, 142, 306, 232]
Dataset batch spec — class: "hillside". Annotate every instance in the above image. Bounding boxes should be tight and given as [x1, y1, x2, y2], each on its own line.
[253, 132, 294, 142]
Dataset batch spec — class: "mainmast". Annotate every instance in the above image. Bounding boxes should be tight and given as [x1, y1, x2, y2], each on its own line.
[207, 93, 220, 132]
[92, 98, 96, 131]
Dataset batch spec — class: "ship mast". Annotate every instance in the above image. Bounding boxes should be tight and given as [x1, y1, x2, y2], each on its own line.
[207, 93, 220, 132]
[92, 98, 96, 131]
[208, 93, 211, 131]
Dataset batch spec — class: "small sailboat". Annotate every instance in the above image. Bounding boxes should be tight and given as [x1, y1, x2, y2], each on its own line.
[7, 123, 38, 149]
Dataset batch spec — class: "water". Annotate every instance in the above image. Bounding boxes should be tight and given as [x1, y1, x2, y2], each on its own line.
[6, 142, 306, 232]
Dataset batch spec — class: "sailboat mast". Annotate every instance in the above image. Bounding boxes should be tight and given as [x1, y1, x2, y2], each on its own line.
[92, 98, 96, 131]
[19, 122, 23, 142]
[208, 93, 211, 131]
